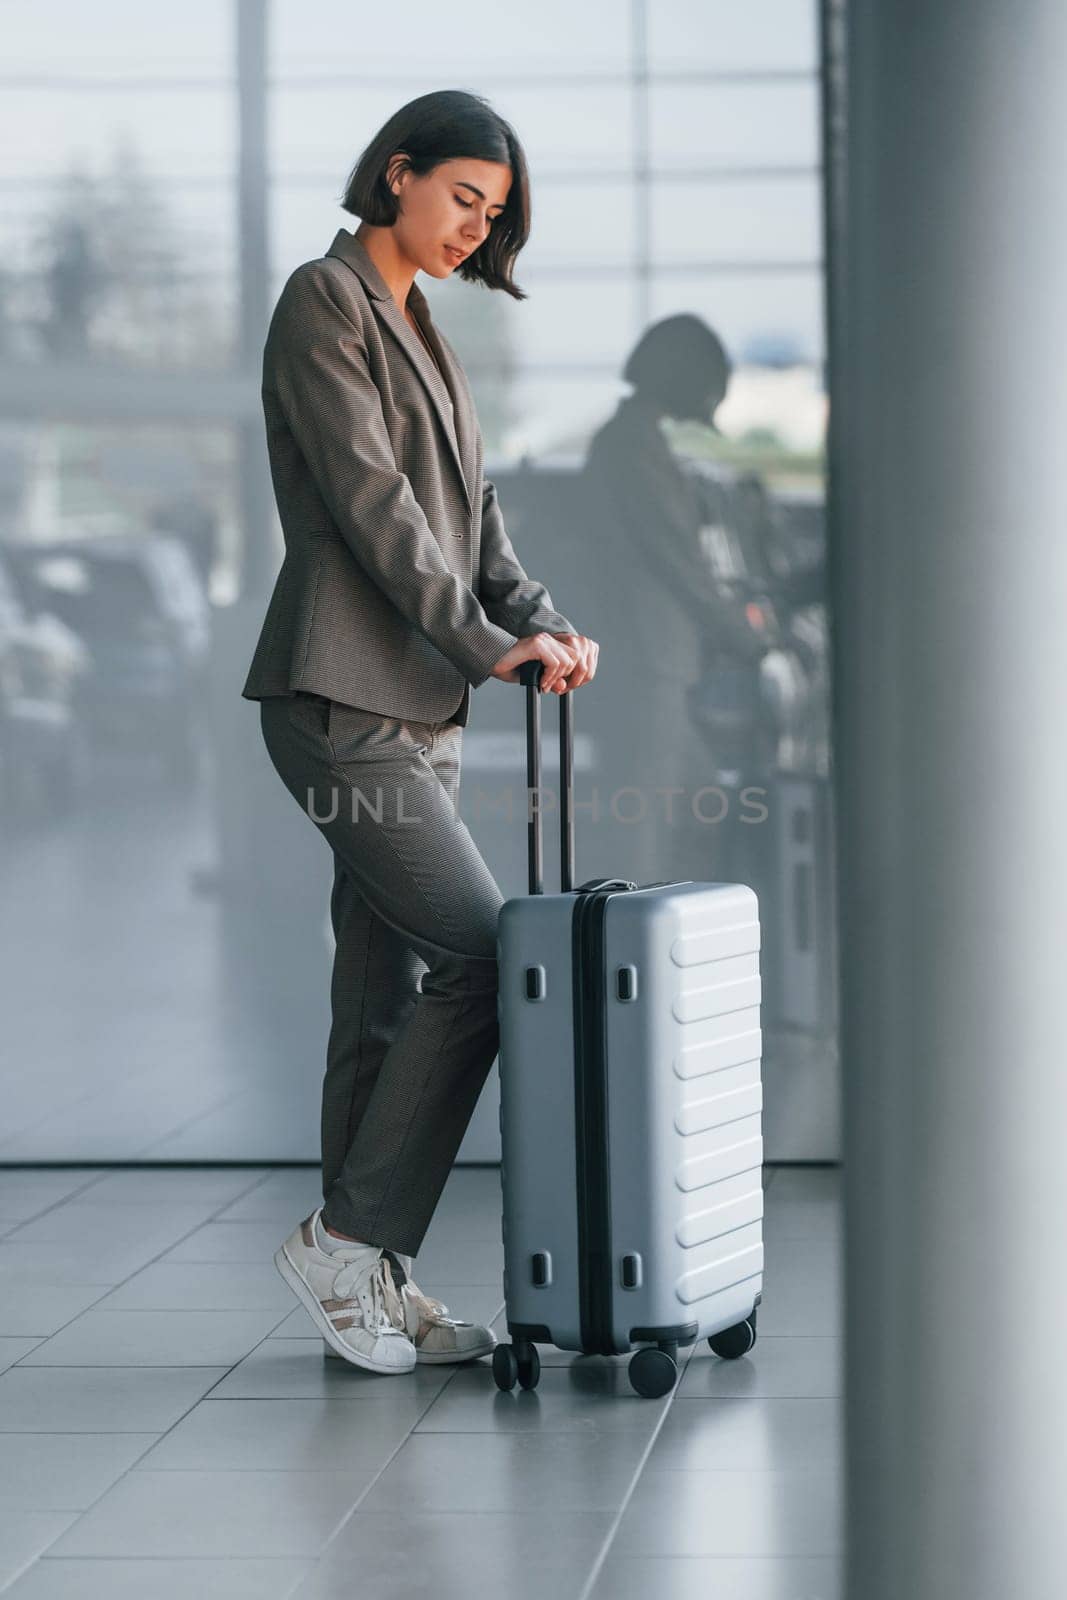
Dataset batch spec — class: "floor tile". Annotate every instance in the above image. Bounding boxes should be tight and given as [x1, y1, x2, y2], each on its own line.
[72, 1169, 269, 1209]
[0, 1433, 157, 1510]
[0, 1510, 80, 1591]
[0, 1161, 846, 1594]
[48, 1468, 372, 1558]
[8, 1202, 216, 1247]
[767, 1169, 841, 1205]
[0, 1338, 44, 1373]
[162, 1221, 289, 1263]
[756, 1240, 842, 1337]
[266, 1305, 320, 1340]
[590, 1554, 841, 1600]
[612, 1468, 841, 1557]
[20, 1309, 285, 1368]
[214, 1171, 325, 1222]
[4, 1557, 309, 1599]
[138, 1397, 413, 1471]
[0, 1240, 178, 1286]
[678, 1338, 841, 1400]
[0, 1367, 229, 1432]
[763, 1183, 842, 1241]
[98, 1261, 294, 1313]
[0, 1283, 107, 1339]
[763, 1182, 841, 1221]
[207, 1339, 453, 1407]
[646, 1398, 842, 1472]
[0, 1173, 97, 1224]
[415, 1362, 672, 1431]
[358, 1431, 649, 1514]
[291, 1510, 614, 1599]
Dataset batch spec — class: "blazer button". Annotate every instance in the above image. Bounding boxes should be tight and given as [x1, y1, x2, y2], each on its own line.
[452, 530, 464, 539]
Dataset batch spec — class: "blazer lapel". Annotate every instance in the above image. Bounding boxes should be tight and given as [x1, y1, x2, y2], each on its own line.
[405, 285, 478, 510]
[325, 229, 474, 518]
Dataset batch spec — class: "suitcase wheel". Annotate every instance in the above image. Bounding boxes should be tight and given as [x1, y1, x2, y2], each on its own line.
[492, 1343, 518, 1391]
[492, 1339, 541, 1392]
[628, 1344, 678, 1399]
[708, 1310, 758, 1361]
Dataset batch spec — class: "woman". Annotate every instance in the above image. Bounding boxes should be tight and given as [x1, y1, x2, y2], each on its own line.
[241, 89, 598, 1376]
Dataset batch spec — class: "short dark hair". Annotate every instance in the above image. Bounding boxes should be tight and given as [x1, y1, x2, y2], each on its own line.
[340, 89, 531, 301]
[623, 314, 733, 422]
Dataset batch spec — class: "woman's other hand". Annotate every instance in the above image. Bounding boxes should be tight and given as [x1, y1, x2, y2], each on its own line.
[491, 631, 590, 693]
[548, 632, 598, 691]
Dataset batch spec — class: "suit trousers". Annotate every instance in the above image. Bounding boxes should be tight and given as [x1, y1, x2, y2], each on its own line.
[259, 690, 504, 1256]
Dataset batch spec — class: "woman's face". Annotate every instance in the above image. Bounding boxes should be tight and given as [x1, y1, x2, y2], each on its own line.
[386, 154, 511, 278]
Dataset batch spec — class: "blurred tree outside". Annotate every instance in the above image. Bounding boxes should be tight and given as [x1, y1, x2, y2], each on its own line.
[25, 134, 231, 370]
[3, 137, 238, 570]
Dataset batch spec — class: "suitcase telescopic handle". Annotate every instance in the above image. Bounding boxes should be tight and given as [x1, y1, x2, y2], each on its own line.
[518, 659, 574, 896]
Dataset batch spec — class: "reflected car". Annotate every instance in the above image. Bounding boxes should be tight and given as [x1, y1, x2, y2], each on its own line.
[0, 547, 89, 823]
[4, 532, 210, 782]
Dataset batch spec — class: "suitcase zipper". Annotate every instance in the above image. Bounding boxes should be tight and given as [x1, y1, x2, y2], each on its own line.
[572, 885, 623, 1355]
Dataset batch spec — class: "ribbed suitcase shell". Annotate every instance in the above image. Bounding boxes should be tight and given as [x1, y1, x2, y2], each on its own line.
[497, 877, 763, 1355]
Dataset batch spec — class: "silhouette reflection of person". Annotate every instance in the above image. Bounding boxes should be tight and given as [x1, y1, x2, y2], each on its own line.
[578, 315, 766, 885]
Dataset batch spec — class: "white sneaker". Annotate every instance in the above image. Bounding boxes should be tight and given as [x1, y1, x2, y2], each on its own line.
[323, 1250, 497, 1365]
[274, 1210, 416, 1375]
[397, 1270, 498, 1364]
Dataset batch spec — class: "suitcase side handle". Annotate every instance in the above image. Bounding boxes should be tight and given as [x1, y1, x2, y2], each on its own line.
[518, 659, 574, 896]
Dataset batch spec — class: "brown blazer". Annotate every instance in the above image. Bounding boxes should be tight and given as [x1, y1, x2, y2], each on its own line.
[241, 227, 577, 726]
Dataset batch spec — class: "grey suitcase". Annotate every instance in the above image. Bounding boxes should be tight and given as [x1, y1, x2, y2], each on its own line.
[493, 661, 764, 1399]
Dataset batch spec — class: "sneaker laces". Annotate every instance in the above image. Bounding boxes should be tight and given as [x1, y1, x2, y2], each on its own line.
[376, 1256, 444, 1338]
[400, 1276, 463, 1333]
[330, 1249, 404, 1337]
[380, 1257, 406, 1330]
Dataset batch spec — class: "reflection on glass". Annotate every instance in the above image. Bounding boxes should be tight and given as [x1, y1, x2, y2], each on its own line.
[0, 3, 833, 1166]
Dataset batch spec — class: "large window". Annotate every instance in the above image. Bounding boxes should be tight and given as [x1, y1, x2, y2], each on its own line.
[0, 1, 832, 1164]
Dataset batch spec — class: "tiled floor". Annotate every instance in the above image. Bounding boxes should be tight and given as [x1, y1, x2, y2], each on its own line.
[0, 1164, 841, 1599]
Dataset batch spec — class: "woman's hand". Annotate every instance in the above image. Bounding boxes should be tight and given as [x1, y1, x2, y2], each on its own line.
[549, 632, 598, 691]
[490, 631, 583, 693]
